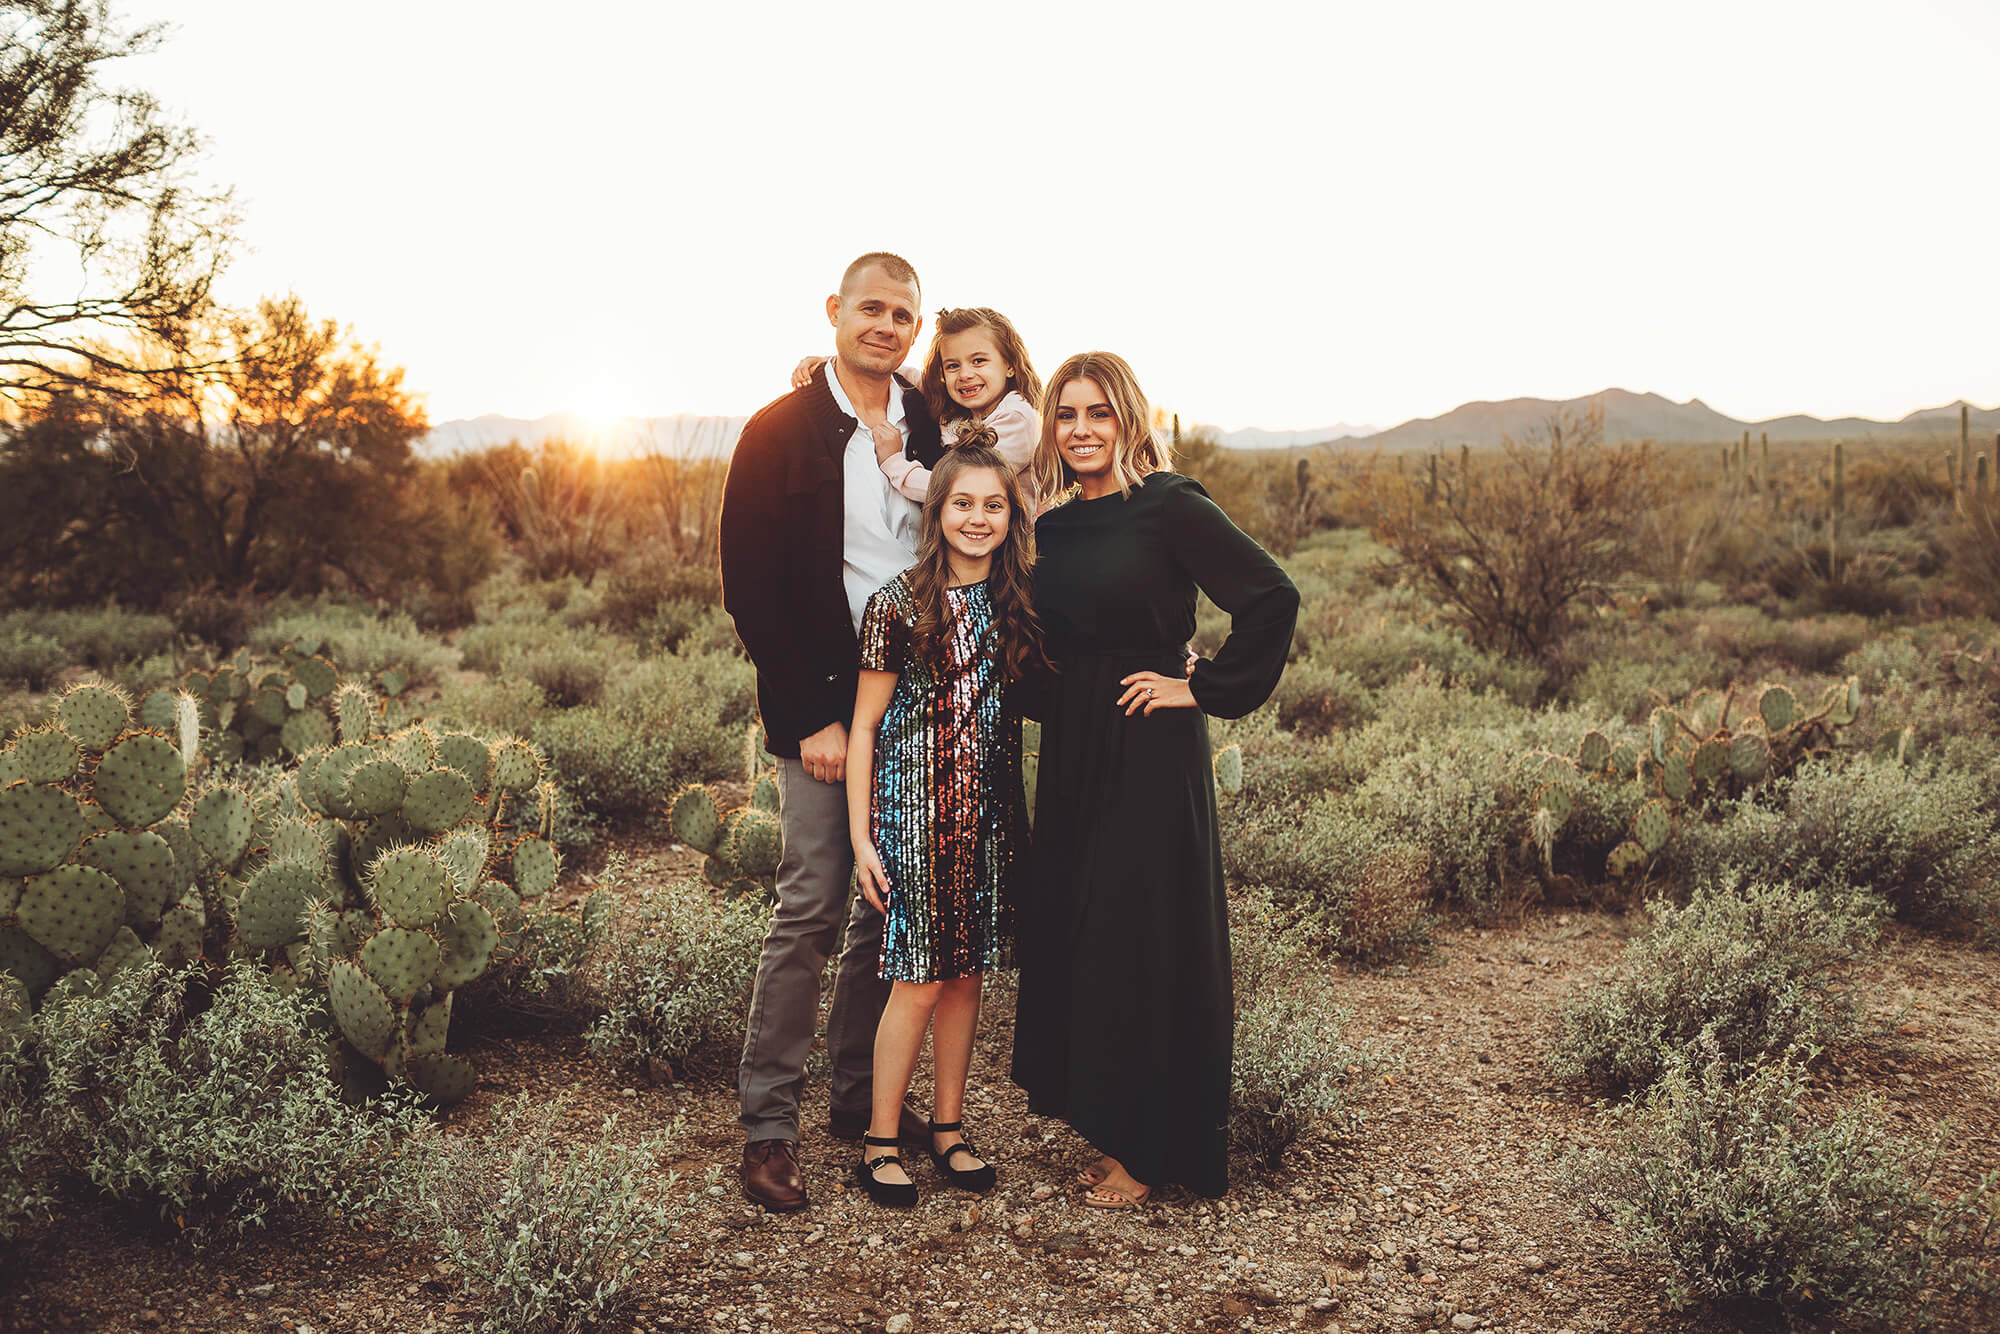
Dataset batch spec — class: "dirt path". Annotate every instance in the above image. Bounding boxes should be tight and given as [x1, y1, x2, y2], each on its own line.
[7, 896, 1997, 1334]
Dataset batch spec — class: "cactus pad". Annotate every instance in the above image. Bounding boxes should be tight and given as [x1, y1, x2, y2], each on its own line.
[139, 688, 177, 732]
[726, 811, 782, 879]
[236, 857, 321, 950]
[405, 1053, 476, 1106]
[12, 728, 81, 785]
[1833, 675, 1861, 726]
[403, 993, 453, 1058]
[668, 784, 722, 855]
[333, 682, 374, 744]
[251, 687, 288, 728]
[266, 817, 327, 868]
[1632, 801, 1672, 855]
[360, 926, 441, 1004]
[1659, 753, 1692, 802]
[377, 666, 409, 697]
[346, 758, 409, 817]
[491, 739, 542, 794]
[1536, 782, 1574, 823]
[1609, 742, 1638, 778]
[1575, 730, 1612, 772]
[1691, 737, 1731, 786]
[92, 733, 186, 828]
[437, 828, 490, 897]
[315, 744, 376, 818]
[1647, 708, 1675, 765]
[0, 783, 89, 876]
[1606, 840, 1649, 878]
[284, 681, 308, 712]
[436, 733, 492, 794]
[292, 655, 338, 701]
[19, 864, 124, 962]
[403, 767, 476, 834]
[150, 901, 204, 966]
[387, 727, 438, 773]
[1728, 730, 1772, 782]
[434, 899, 498, 988]
[1758, 685, 1796, 732]
[55, 683, 131, 752]
[1212, 745, 1243, 796]
[367, 846, 452, 928]
[327, 959, 398, 1061]
[703, 854, 732, 889]
[510, 836, 559, 899]
[192, 786, 254, 869]
[0, 924, 59, 996]
[751, 770, 781, 813]
[472, 878, 524, 942]
[76, 829, 178, 925]
[280, 709, 334, 756]
[95, 925, 150, 978]
[0, 876, 17, 915]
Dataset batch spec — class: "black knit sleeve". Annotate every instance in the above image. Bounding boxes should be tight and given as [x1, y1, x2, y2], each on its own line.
[1163, 476, 1300, 720]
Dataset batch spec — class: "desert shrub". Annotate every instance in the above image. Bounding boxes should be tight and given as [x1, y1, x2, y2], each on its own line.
[1366, 404, 1657, 664]
[249, 601, 456, 686]
[634, 599, 741, 658]
[1216, 712, 1352, 814]
[596, 550, 725, 636]
[1296, 595, 1544, 702]
[1781, 756, 2000, 928]
[1357, 736, 1515, 919]
[0, 962, 430, 1241]
[1840, 634, 1924, 691]
[1549, 878, 1881, 1092]
[166, 587, 263, 649]
[1560, 633, 1728, 721]
[1226, 798, 1433, 961]
[1563, 1048, 1995, 1328]
[1269, 658, 1375, 737]
[2, 606, 176, 670]
[468, 568, 605, 631]
[534, 650, 754, 818]
[1228, 903, 1387, 1169]
[438, 672, 551, 739]
[403, 1094, 691, 1334]
[508, 633, 620, 709]
[586, 869, 766, 1078]
[458, 890, 612, 1026]
[0, 628, 65, 689]
[1682, 605, 1872, 676]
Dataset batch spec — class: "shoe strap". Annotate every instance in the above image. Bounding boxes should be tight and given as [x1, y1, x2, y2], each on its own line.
[862, 1133, 902, 1147]
[940, 1142, 981, 1166]
[864, 1153, 904, 1171]
[927, 1119, 962, 1133]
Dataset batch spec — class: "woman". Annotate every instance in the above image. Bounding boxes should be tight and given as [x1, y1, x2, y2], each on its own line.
[1010, 351, 1299, 1206]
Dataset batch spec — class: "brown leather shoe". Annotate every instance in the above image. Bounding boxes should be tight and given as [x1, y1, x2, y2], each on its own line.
[826, 1102, 928, 1144]
[741, 1138, 806, 1212]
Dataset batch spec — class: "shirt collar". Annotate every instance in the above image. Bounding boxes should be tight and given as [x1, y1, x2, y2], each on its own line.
[824, 359, 907, 429]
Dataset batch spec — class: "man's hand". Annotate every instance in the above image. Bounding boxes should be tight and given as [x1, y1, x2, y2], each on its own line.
[800, 720, 848, 783]
[870, 423, 903, 466]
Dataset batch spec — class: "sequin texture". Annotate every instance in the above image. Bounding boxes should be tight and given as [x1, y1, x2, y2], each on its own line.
[858, 573, 1024, 982]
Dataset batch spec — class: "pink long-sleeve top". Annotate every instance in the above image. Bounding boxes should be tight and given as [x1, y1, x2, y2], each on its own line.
[880, 390, 1042, 521]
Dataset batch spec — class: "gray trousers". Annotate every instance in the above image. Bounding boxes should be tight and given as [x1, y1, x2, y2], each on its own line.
[737, 756, 891, 1141]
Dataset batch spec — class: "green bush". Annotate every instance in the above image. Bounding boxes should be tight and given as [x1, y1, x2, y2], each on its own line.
[509, 633, 617, 708]
[0, 963, 431, 1241]
[1226, 798, 1433, 961]
[0, 628, 66, 690]
[1, 606, 176, 671]
[1269, 658, 1375, 737]
[1563, 1048, 1994, 1328]
[459, 889, 613, 1025]
[1228, 902, 1387, 1169]
[586, 869, 766, 1077]
[401, 1094, 692, 1334]
[533, 650, 755, 819]
[249, 601, 456, 687]
[1548, 878, 1881, 1092]
[634, 599, 741, 658]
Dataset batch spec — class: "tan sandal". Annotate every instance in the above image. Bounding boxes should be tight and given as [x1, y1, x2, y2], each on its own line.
[1082, 1181, 1150, 1210]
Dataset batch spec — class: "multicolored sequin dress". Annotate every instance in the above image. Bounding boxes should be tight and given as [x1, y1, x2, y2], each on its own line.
[858, 573, 1024, 983]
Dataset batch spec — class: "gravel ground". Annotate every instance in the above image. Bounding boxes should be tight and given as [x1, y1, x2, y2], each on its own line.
[7, 876, 1998, 1334]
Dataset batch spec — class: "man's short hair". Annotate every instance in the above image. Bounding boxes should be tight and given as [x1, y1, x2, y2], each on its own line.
[840, 251, 920, 302]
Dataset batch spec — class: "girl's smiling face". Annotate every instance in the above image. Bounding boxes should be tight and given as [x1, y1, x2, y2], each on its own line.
[940, 465, 1011, 566]
[939, 328, 1014, 417]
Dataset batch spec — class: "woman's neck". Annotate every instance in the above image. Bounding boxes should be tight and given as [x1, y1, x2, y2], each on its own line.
[946, 551, 992, 587]
[1078, 474, 1118, 500]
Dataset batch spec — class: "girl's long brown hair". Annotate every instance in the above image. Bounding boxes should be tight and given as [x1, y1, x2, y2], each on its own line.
[906, 428, 1049, 682]
[919, 308, 1043, 425]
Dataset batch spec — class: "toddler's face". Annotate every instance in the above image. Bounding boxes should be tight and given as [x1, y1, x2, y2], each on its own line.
[939, 328, 1014, 417]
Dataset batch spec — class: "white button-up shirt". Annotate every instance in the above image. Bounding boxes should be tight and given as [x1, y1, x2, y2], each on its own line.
[826, 364, 922, 633]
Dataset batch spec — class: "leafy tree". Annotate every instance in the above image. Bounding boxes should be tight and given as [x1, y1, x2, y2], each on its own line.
[1, 0, 234, 395]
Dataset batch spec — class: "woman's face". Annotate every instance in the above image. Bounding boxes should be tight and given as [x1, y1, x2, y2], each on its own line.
[1054, 377, 1119, 492]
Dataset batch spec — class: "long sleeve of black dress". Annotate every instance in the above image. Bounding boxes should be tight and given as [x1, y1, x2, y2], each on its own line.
[1167, 479, 1301, 719]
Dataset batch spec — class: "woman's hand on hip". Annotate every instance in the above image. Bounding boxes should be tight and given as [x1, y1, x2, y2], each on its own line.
[854, 841, 891, 914]
[1118, 670, 1197, 716]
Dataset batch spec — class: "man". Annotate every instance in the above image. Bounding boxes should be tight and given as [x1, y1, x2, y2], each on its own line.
[719, 252, 943, 1211]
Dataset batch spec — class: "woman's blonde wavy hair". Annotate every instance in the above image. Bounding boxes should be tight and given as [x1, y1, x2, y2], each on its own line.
[1030, 351, 1173, 504]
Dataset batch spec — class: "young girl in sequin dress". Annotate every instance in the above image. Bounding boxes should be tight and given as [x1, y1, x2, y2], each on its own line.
[844, 429, 1046, 1207]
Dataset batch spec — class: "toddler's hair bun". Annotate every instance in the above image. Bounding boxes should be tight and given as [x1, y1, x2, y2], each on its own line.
[955, 421, 999, 451]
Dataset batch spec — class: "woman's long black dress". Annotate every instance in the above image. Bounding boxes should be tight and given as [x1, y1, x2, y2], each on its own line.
[1010, 471, 1298, 1196]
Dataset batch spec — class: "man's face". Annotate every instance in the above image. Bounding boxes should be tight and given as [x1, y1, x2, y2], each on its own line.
[827, 267, 921, 377]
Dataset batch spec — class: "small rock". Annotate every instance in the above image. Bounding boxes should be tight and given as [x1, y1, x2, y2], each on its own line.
[137, 1314, 163, 1329]
[1013, 1216, 1033, 1238]
[1452, 1315, 1481, 1331]
[867, 1233, 885, 1248]
[1030, 1184, 1054, 1200]
[1522, 1255, 1546, 1272]
[620, 1087, 636, 1097]
[885, 1316, 914, 1334]
[1458, 1237, 1480, 1252]
[245, 1284, 275, 1299]
[1249, 1282, 1283, 1305]
[730, 1251, 754, 1269]
[804, 1228, 824, 1244]
[958, 1203, 981, 1232]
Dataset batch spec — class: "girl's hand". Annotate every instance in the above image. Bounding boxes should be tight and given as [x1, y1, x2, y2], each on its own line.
[1117, 671, 1197, 716]
[855, 840, 892, 913]
[870, 422, 903, 465]
[790, 355, 827, 389]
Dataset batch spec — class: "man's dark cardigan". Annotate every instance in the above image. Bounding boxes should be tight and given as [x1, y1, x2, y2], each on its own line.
[718, 364, 942, 758]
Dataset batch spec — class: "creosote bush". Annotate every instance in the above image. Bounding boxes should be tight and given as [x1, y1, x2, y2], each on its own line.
[0, 962, 431, 1242]
[1563, 1047, 1995, 1328]
[586, 866, 766, 1077]
[1549, 877, 1881, 1092]
[402, 1095, 693, 1334]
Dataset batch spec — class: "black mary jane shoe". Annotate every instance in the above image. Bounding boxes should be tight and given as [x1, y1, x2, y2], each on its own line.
[855, 1134, 918, 1208]
[927, 1119, 997, 1194]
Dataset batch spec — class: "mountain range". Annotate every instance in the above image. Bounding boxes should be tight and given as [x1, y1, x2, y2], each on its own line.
[418, 391, 1997, 458]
